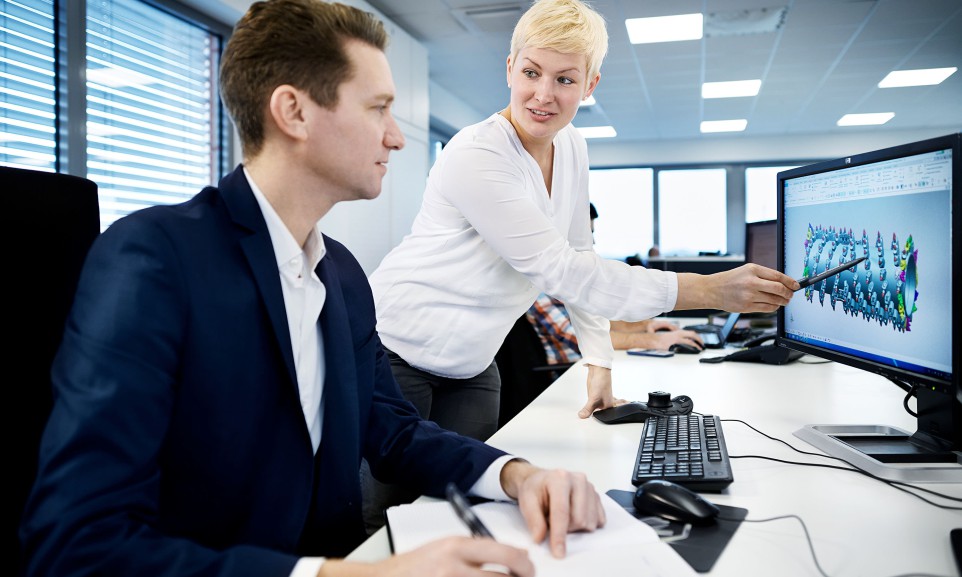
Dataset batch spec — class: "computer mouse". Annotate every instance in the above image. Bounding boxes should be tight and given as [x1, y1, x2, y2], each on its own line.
[632, 479, 720, 525]
[592, 402, 650, 424]
[669, 342, 701, 354]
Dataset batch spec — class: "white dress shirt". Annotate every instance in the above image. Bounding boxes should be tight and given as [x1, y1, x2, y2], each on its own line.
[244, 170, 511, 577]
[370, 113, 678, 379]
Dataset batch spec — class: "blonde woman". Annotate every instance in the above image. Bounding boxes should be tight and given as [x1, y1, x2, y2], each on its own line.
[370, 0, 797, 438]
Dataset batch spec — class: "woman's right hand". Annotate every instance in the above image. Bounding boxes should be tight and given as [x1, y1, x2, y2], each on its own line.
[319, 536, 534, 577]
[676, 264, 799, 313]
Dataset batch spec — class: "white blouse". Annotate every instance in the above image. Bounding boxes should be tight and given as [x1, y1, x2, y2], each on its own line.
[369, 114, 677, 379]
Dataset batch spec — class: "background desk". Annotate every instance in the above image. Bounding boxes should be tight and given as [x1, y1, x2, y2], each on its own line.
[348, 346, 962, 576]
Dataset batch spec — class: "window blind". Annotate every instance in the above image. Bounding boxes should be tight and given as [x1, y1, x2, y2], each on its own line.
[0, 0, 57, 172]
[85, 0, 221, 228]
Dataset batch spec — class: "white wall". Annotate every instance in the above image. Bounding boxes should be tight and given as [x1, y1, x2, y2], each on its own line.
[429, 80, 486, 135]
[314, 1, 430, 276]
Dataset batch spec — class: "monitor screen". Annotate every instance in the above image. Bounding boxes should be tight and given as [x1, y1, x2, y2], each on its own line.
[776, 133, 960, 479]
[745, 219, 777, 270]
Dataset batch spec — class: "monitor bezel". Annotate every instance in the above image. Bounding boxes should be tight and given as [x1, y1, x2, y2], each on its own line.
[775, 133, 959, 397]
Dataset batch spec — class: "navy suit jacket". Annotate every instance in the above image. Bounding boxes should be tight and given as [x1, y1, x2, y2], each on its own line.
[20, 166, 505, 577]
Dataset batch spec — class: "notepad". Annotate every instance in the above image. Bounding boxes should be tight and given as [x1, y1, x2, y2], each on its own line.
[386, 493, 697, 576]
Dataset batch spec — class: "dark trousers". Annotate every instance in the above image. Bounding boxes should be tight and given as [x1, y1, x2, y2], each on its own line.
[360, 349, 501, 533]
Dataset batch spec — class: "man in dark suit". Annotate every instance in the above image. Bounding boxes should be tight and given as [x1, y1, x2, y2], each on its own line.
[18, 1, 605, 576]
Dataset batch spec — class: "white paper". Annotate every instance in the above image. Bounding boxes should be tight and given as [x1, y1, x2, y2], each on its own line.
[386, 493, 697, 576]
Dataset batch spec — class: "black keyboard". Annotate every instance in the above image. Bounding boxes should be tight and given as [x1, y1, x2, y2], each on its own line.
[631, 414, 734, 491]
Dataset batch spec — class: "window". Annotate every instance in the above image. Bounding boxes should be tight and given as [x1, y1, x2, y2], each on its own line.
[744, 165, 799, 223]
[588, 168, 653, 259]
[1, 0, 229, 230]
[86, 0, 224, 228]
[657, 168, 727, 256]
[1, 0, 57, 172]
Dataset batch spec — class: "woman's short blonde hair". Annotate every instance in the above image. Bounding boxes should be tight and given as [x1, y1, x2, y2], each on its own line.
[510, 0, 609, 81]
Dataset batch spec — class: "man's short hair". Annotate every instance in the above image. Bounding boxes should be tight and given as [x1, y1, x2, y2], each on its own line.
[220, 0, 387, 157]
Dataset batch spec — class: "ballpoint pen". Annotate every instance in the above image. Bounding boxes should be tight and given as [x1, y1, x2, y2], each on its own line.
[795, 256, 866, 290]
[445, 482, 495, 538]
[445, 482, 524, 576]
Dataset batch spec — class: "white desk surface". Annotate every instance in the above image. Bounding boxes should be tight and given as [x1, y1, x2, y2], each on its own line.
[348, 339, 962, 576]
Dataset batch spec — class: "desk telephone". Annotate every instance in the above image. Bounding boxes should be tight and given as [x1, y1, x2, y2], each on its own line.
[699, 336, 803, 365]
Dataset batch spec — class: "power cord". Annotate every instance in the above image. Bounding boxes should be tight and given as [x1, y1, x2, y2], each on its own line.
[701, 416, 959, 577]
[714, 513, 830, 577]
[884, 375, 921, 417]
[721, 417, 962, 509]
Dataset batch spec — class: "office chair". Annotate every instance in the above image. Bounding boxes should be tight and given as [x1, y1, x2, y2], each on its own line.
[1, 167, 100, 571]
[495, 314, 575, 428]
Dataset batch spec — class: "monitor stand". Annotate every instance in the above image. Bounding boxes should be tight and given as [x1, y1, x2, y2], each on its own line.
[794, 424, 962, 483]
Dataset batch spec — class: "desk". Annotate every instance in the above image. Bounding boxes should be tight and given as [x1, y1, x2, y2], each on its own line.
[348, 347, 962, 575]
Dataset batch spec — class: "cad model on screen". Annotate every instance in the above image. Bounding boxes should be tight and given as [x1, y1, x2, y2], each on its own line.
[799, 223, 918, 332]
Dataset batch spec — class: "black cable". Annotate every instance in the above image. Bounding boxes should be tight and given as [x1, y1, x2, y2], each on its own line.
[716, 513, 830, 577]
[688, 415, 957, 576]
[903, 384, 920, 418]
[887, 374, 915, 394]
[721, 418, 962, 508]
[714, 512, 953, 577]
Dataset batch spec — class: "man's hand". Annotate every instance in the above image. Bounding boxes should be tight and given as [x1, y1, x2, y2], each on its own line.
[319, 536, 534, 577]
[499, 459, 606, 559]
[676, 263, 799, 313]
[577, 365, 624, 419]
[641, 319, 678, 333]
[643, 329, 704, 351]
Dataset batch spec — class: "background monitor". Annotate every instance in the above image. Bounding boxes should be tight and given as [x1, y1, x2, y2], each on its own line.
[745, 219, 777, 270]
[775, 133, 960, 482]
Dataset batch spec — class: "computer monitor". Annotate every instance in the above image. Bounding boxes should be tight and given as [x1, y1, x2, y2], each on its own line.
[745, 219, 777, 269]
[775, 133, 960, 483]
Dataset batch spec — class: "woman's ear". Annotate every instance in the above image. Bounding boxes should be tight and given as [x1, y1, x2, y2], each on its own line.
[584, 73, 601, 100]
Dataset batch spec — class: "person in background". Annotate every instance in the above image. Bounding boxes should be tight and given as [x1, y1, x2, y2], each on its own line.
[17, 2, 607, 576]
[364, 0, 797, 529]
[531, 203, 703, 360]
[527, 293, 704, 365]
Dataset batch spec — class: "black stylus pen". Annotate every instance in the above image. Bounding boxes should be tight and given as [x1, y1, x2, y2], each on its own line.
[795, 256, 866, 290]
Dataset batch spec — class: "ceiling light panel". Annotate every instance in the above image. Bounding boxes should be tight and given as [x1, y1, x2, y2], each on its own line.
[702, 79, 762, 98]
[878, 67, 957, 88]
[700, 119, 748, 133]
[626, 13, 703, 44]
[837, 112, 895, 126]
[577, 126, 617, 139]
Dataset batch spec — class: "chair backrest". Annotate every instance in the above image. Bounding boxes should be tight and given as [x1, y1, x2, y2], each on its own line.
[1, 166, 100, 570]
[495, 314, 573, 428]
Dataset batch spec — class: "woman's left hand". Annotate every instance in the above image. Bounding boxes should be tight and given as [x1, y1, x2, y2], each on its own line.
[578, 365, 624, 418]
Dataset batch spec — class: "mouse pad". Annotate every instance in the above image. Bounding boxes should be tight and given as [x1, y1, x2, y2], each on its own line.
[606, 489, 748, 573]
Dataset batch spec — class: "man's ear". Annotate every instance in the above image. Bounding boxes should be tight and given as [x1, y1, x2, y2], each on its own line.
[267, 84, 308, 141]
